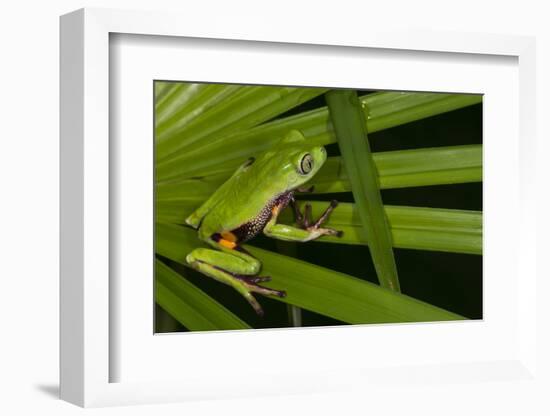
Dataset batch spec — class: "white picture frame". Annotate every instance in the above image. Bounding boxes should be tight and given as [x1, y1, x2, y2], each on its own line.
[60, 7, 538, 408]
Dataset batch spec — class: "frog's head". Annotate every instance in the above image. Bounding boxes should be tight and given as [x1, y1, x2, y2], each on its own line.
[267, 130, 327, 191]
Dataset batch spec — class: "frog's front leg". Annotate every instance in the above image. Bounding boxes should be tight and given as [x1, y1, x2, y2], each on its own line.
[264, 201, 343, 242]
[186, 240, 285, 316]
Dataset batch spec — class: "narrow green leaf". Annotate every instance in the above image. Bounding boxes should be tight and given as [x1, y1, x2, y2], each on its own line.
[156, 84, 243, 144]
[281, 202, 482, 255]
[156, 259, 250, 331]
[382, 205, 482, 233]
[156, 91, 482, 181]
[157, 172, 228, 202]
[299, 223, 481, 254]
[391, 229, 481, 255]
[156, 83, 211, 127]
[384, 205, 482, 254]
[283, 201, 482, 230]
[326, 89, 400, 291]
[155, 198, 482, 254]
[156, 200, 198, 223]
[154, 81, 175, 101]
[365, 92, 482, 132]
[156, 144, 482, 202]
[311, 144, 482, 192]
[156, 223, 465, 323]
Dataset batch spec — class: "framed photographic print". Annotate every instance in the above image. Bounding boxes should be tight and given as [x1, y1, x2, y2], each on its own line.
[60, 7, 539, 408]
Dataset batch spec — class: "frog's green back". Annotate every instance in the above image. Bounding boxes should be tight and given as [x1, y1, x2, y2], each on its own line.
[185, 157, 255, 229]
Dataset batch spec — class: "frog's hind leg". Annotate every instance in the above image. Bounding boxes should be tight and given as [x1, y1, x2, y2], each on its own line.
[186, 247, 285, 316]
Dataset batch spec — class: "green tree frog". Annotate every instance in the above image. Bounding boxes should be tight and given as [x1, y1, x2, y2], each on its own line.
[185, 130, 342, 316]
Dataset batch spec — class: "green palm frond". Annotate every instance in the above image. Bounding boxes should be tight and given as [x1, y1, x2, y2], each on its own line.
[154, 81, 482, 331]
[156, 223, 464, 325]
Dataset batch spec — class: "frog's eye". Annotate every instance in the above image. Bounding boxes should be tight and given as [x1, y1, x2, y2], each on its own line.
[299, 153, 313, 175]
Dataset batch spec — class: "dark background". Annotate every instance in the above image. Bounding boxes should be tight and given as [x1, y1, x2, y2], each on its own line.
[156, 90, 483, 332]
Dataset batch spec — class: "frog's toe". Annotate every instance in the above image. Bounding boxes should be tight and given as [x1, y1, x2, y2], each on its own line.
[234, 275, 271, 284]
[323, 227, 343, 237]
[249, 275, 272, 284]
[245, 295, 264, 316]
[250, 276, 272, 283]
[247, 283, 286, 298]
[242, 284, 285, 315]
[270, 288, 287, 298]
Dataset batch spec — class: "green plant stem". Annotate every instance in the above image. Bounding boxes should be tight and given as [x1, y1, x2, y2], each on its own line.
[287, 305, 303, 327]
[276, 240, 303, 327]
[326, 89, 400, 292]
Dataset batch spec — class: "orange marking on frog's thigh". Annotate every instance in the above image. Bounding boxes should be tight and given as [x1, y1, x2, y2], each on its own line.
[219, 239, 236, 249]
[221, 231, 237, 242]
[271, 205, 281, 215]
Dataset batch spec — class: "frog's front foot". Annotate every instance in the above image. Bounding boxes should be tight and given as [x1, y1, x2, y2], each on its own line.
[293, 200, 343, 237]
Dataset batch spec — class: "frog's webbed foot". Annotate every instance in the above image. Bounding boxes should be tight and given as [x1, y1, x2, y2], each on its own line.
[232, 273, 285, 295]
[292, 200, 343, 237]
[232, 279, 286, 317]
[234, 274, 286, 299]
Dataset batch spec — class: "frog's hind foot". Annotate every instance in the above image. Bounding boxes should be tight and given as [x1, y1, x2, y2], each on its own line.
[238, 280, 286, 317]
[227, 272, 286, 315]
[234, 274, 287, 299]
